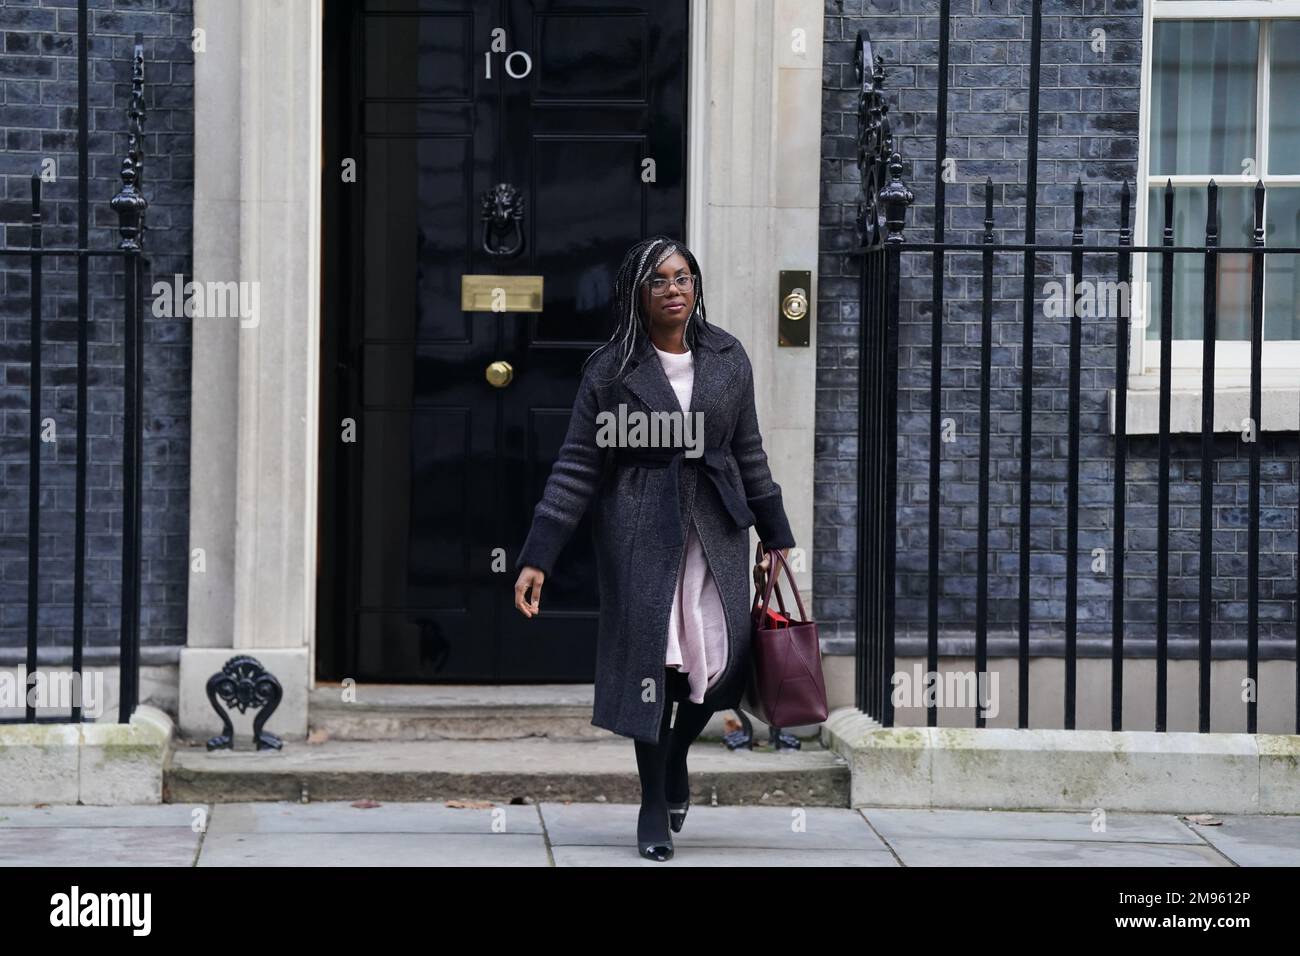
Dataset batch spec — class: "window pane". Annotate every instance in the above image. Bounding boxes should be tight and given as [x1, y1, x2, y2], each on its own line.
[1145, 186, 1254, 341]
[1149, 20, 1259, 176]
[1269, 22, 1300, 174]
[1265, 188, 1300, 340]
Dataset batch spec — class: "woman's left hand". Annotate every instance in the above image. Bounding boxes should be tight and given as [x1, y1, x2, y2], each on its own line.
[753, 547, 790, 589]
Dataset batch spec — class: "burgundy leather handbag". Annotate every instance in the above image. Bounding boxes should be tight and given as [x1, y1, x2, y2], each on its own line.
[740, 542, 829, 728]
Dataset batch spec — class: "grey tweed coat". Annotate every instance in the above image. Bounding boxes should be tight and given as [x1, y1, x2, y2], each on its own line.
[515, 323, 796, 743]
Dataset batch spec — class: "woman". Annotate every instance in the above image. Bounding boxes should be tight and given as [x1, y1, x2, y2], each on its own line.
[512, 236, 795, 861]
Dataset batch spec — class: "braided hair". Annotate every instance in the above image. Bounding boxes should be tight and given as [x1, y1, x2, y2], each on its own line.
[582, 235, 714, 384]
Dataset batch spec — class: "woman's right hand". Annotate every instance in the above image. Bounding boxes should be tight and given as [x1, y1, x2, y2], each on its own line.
[514, 566, 545, 618]
[754, 546, 790, 589]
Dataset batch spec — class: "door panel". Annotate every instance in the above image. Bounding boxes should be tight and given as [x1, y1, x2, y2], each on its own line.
[319, 0, 689, 683]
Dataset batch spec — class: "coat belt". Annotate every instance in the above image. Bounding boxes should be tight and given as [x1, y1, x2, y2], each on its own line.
[615, 446, 756, 553]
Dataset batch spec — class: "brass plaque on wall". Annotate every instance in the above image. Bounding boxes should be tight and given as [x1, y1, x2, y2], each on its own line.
[460, 274, 544, 312]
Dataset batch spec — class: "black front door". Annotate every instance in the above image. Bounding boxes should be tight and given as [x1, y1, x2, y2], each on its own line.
[319, 0, 690, 682]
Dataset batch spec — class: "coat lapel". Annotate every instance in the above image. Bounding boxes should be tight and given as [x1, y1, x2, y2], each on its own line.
[689, 330, 738, 420]
[623, 334, 683, 415]
[621, 324, 738, 421]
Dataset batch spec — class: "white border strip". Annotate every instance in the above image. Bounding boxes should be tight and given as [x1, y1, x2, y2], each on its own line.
[686, 0, 708, 253]
[1154, 1, 1300, 19]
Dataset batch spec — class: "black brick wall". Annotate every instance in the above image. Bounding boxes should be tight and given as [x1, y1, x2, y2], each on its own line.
[0, 0, 193, 656]
[818, 0, 1299, 655]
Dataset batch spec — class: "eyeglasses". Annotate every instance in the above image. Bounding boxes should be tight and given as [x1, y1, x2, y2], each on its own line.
[645, 274, 697, 296]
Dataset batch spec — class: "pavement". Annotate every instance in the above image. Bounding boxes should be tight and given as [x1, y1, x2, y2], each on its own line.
[1, 801, 1297, 866]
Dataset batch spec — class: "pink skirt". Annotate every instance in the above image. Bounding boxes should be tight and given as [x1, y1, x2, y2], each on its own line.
[664, 519, 729, 705]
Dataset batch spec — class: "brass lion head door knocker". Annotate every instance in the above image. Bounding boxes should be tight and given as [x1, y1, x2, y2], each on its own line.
[480, 182, 525, 258]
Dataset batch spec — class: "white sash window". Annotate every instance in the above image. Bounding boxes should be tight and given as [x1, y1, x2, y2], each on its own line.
[1126, 1, 1300, 431]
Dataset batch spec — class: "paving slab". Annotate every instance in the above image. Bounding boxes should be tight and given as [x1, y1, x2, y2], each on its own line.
[861, 808, 1203, 844]
[0, 804, 199, 828]
[539, 802, 897, 866]
[0, 804, 201, 866]
[551, 845, 899, 866]
[197, 801, 550, 866]
[1183, 815, 1300, 867]
[0, 825, 200, 866]
[198, 831, 550, 866]
[883, 837, 1229, 867]
[205, 800, 543, 836]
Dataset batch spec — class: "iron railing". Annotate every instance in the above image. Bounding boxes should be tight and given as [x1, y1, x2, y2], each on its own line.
[852, 9, 1300, 734]
[2, 16, 149, 724]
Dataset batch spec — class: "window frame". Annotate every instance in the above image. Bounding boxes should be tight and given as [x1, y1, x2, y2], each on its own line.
[1133, 0, 1300, 390]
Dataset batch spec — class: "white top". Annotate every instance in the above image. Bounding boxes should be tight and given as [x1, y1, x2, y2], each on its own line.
[652, 341, 728, 703]
[653, 342, 694, 411]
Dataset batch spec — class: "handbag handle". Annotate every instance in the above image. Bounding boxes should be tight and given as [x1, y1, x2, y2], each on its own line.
[751, 542, 795, 619]
[752, 542, 808, 623]
[752, 541, 792, 618]
[751, 566, 792, 622]
[751, 541, 775, 618]
[764, 547, 807, 622]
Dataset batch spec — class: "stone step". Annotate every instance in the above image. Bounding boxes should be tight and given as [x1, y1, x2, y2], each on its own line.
[306, 683, 741, 742]
[164, 737, 850, 807]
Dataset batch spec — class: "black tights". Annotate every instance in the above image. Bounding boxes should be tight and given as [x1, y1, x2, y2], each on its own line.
[633, 667, 715, 844]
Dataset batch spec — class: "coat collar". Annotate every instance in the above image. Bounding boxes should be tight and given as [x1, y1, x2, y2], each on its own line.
[622, 322, 738, 419]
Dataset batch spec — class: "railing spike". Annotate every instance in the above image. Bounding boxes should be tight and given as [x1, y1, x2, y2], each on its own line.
[110, 36, 148, 251]
[1119, 180, 1131, 243]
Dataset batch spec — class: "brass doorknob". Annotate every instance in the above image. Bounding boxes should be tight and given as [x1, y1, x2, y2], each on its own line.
[485, 360, 514, 388]
[781, 288, 809, 320]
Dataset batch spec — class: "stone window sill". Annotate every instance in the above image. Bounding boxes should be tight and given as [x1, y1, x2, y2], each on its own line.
[1109, 381, 1300, 435]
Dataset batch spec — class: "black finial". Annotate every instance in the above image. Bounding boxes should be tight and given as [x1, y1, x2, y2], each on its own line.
[110, 38, 148, 251]
[1253, 179, 1265, 245]
[881, 151, 914, 244]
